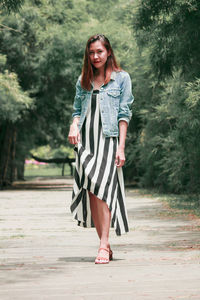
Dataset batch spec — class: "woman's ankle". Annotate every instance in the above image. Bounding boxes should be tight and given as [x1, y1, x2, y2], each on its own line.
[99, 240, 110, 250]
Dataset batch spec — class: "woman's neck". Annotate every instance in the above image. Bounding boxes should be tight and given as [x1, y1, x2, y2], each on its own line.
[93, 70, 105, 90]
[94, 66, 105, 77]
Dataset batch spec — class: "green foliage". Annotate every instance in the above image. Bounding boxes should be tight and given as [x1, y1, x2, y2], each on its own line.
[0, 54, 6, 70]
[30, 145, 74, 159]
[136, 74, 200, 192]
[0, 0, 24, 13]
[0, 0, 138, 152]
[123, 0, 200, 193]
[0, 69, 33, 122]
[0, 0, 89, 155]
[133, 0, 200, 79]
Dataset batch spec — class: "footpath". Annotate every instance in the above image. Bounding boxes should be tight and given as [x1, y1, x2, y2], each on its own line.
[0, 177, 200, 300]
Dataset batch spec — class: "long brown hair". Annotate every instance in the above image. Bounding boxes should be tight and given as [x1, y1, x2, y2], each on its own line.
[81, 34, 121, 90]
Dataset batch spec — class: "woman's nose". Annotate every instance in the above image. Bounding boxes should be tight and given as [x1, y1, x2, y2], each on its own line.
[94, 52, 98, 58]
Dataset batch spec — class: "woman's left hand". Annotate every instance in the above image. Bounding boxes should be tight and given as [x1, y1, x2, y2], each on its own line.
[115, 146, 125, 168]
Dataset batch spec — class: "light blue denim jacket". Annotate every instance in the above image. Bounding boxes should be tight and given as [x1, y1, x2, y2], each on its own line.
[72, 70, 134, 137]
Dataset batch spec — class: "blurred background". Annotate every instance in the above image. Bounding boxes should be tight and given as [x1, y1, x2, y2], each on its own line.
[0, 0, 200, 194]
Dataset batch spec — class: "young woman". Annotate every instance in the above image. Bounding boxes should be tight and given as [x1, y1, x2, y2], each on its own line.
[68, 34, 134, 264]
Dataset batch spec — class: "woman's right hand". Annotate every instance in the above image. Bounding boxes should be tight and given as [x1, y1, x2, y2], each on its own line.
[68, 122, 80, 145]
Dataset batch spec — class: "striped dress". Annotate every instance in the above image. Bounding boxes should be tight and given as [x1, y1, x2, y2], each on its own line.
[70, 90, 129, 236]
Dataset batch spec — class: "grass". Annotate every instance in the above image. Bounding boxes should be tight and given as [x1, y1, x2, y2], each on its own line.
[138, 188, 200, 217]
[159, 194, 200, 217]
[10, 235, 26, 239]
[24, 164, 71, 178]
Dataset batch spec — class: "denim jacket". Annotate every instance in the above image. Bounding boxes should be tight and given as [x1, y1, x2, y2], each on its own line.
[72, 70, 134, 137]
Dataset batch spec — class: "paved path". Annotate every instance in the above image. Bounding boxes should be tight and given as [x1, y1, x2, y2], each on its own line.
[0, 178, 200, 300]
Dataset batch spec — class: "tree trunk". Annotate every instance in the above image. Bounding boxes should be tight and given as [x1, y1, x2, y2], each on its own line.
[10, 127, 17, 182]
[70, 163, 73, 176]
[16, 156, 25, 180]
[0, 122, 17, 187]
[62, 163, 65, 176]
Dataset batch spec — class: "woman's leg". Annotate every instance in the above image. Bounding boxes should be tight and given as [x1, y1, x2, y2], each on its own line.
[89, 191, 111, 249]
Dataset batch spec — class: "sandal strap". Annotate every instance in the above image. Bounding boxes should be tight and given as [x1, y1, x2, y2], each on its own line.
[98, 247, 109, 253]
[96, 257, 109, 261]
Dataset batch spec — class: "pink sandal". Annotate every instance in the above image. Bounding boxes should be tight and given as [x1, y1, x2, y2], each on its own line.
[109, 248, 113, 261]
[95, 248, 110, 264]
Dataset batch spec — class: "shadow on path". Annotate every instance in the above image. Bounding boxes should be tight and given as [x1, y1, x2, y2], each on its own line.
[8, 176, 73, 191]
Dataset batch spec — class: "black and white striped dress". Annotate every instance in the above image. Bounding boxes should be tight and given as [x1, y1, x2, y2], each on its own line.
[70, 90, 129, 236]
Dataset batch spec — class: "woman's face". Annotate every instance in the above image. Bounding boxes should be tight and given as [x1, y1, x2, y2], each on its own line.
[89, 40, 109, 70]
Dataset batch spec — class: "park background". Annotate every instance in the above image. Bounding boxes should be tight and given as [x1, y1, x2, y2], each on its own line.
[0, 0, 200, 200]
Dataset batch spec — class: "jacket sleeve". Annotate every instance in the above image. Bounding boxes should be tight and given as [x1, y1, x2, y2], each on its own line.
[72, 76, 82, 119]
[118, 72, 134, 124]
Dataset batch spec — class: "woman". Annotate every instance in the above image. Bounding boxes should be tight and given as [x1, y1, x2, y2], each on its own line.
[68, 34, 134, 264]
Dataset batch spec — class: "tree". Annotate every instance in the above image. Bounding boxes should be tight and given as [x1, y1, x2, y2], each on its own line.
[1, 0, 87, 185]
[0, 55, 33, 186]
[126, 0, 200, 192]
[0, 0, 24, 13]
[133, 0, 200, 80]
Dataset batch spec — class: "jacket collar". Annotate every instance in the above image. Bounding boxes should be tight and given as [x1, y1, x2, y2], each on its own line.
[91, 71, 117, 89]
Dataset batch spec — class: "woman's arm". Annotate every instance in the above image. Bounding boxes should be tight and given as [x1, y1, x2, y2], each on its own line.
[115, 72, 134, 167]
[115, 120, 128, 167]
[68, 77, 82, 145]
[68, 116, 80, 145]
[118, 72, 134, 124]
